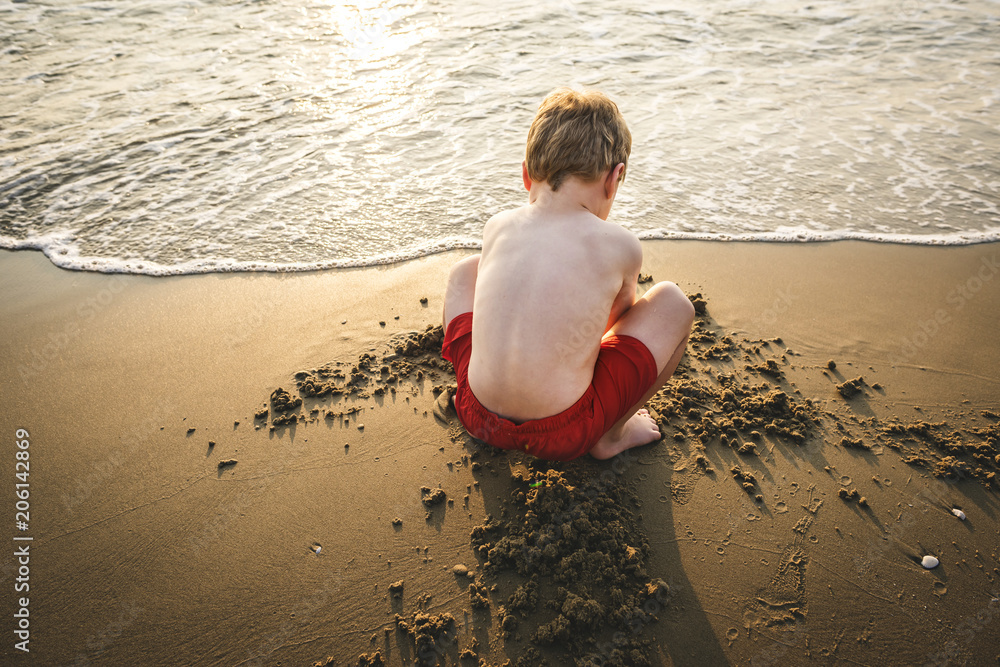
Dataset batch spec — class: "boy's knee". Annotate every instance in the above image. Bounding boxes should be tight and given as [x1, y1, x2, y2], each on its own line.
[448, 255, 480, 286]
[649, 281, 695, 324]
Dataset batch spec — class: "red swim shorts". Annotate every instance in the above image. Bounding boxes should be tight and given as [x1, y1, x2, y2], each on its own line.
[441, 311, 658, 461]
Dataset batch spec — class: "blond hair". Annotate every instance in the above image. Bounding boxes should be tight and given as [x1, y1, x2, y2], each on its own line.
[525, 88, 631, 191]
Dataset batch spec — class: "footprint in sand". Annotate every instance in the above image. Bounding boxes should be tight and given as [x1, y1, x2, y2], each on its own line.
[667, 451, 713, 505]
[744, 547, 808, 631]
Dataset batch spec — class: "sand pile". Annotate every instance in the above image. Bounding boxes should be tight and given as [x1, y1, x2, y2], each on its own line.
[251, 324, 453, 433]
[470, 463, 670, 665]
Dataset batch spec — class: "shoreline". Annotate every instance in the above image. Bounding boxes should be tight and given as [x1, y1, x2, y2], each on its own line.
[3, 230, 1000, 277]
[1, 241, 998, 666]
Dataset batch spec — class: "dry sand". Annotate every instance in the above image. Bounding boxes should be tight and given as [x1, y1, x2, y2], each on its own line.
[1, 241, 998, 666]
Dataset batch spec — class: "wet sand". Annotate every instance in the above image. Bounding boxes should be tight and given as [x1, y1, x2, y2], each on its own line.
[1, 241, 998, 666]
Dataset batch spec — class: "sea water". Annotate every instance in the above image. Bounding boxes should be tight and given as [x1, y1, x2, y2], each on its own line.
[1, 0, 998, 275]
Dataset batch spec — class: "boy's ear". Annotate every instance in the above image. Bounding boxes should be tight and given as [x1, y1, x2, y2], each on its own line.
[604, 163, 625, 199]
[522, 161, 532, 192]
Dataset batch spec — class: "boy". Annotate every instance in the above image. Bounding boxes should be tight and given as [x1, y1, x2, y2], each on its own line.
[442, 88, 695, 461]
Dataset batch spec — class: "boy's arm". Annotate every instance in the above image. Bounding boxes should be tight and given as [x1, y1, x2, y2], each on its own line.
[604, 236, 643, 333]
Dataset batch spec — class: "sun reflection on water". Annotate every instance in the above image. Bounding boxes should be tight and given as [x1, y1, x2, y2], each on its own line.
[297, 0, 438, 126]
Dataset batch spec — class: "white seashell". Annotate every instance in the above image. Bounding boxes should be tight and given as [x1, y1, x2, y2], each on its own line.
[951, 508, 966, 520]
[921, 555, 939, 569]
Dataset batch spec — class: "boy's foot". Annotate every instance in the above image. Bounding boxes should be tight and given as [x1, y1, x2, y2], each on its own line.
[589, 409, 661, 460]
[433, 388, 455, 426]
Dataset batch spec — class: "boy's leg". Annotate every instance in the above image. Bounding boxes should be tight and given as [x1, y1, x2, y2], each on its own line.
[590, 282, 695, 460]
[443, 254, 480, 331]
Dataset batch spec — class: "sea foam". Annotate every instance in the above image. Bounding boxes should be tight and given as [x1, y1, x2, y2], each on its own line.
[3, 228, 999, 276]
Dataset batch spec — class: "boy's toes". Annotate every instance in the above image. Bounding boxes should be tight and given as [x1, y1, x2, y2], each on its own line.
[640, 412, 660, 436]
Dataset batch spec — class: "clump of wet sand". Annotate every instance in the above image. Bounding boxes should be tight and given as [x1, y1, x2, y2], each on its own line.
[421, 486, 447, 506]
[836, 376, 866, 398]
[874, 417, 999, 484]
[470, 464, 667, 665]
[333, 611, 452, 667]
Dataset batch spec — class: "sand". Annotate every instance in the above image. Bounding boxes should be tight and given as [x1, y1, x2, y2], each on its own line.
[1, 241, 998, 666]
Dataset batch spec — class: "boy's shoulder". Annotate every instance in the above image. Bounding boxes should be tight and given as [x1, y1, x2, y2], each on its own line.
[576, 212, 642, 261]
[605, 221, 643, 272]
[482, 205, 528, 230]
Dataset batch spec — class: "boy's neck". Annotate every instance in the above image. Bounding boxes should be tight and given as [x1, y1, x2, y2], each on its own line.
[527, 176, 615, 221]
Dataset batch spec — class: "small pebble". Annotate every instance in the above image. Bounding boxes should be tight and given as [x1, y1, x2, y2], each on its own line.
[452, 564, 469, 576]
[921, 555, 940, 569]
[951, 508, 966, 520]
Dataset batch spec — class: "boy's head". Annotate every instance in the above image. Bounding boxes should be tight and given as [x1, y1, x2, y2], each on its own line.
[524, 88, 631, 192]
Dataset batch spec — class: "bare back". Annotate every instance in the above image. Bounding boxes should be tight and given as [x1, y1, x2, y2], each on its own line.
[467, 204, 641, 421]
